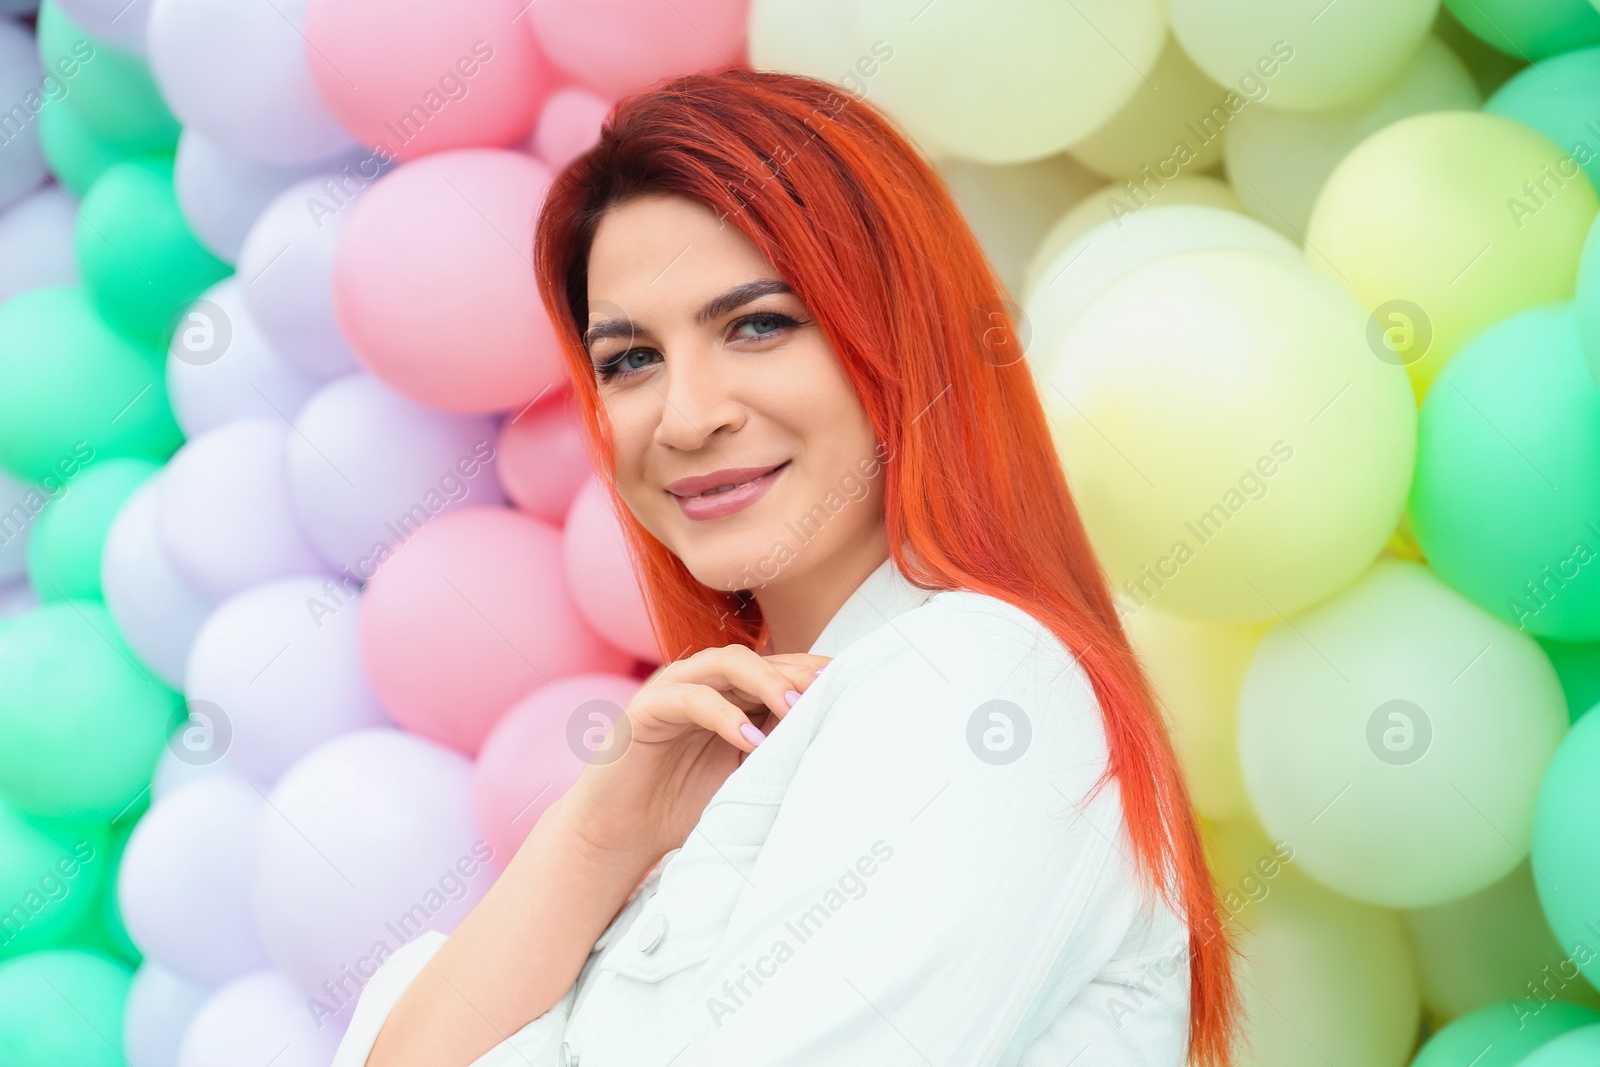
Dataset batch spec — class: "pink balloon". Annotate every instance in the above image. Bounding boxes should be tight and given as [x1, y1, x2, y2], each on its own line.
[528, 0, 749, 101]
[333, 149, 564, 413]
[497, 389, 592, 524]
[360, 506, 631, 754]
[473, 672, 643, 866]
[563, 477, 659, 662]
[531, 86, 611, 170]
[304, 0, 552, 160]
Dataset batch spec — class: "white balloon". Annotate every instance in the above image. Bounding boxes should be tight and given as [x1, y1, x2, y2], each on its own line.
[155, 419, 332, 599]
[146, 0, 355, 165]
[253, 729, 490, 1014]
[0, 575, 38, 621]
[177, 970, 343, 1067]
[185, 576, 391, 788]
[166, 278, 327, 438]
[151, 741, 236, 801]
[0, 21, 46, 210]
[102, 474, 217, 687]
[173, 128, 341, 263]
[55, 0, 148, 53]
[124, 962, 212, 1067]
[237, 172, 378, 377]
[0, 464, 34, 584]
[0, 182, 78, 302]
[120, 775, 271, 985]
[286, 374, 504, 579]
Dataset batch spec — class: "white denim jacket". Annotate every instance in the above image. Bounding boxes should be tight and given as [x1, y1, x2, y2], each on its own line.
[331, 556, 1191, 1066]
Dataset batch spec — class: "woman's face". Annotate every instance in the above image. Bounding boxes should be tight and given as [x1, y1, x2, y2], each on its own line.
[583, 193, 885, 595]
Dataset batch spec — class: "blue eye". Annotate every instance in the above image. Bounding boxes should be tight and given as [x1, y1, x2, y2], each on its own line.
[592, 311, 803, 382]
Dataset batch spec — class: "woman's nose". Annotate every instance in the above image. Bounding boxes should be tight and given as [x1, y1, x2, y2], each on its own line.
[654, 351, 744, 449]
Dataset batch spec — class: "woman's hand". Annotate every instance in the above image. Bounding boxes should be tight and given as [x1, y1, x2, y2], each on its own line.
[557, 645, 830, 867]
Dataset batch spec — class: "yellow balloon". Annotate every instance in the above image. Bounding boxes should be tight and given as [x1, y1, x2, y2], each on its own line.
[1225, 35, 1479, 238]
[857, 0, 1166, 163]
[1167, 0, 1439, 111]
[1043, 247, 1416, 622]
[1068, 35, 1230, 180]
[1305, 111, 1598, 399]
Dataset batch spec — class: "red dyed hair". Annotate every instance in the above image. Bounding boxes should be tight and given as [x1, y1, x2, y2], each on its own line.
[532, 69, 1242, 1067]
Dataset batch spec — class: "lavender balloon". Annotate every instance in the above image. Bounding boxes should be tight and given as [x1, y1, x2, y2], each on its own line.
[124, 962, 210, 1067]
[0, 184, 78, 302]
[173, 129, 336, 263]
[54, 0, 148, 53]
[177, 970, 343, 1067]
[0, 22, 46, 210]
[0, 465, 32, 584]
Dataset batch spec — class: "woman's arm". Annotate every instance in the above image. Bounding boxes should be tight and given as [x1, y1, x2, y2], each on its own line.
[364, 796, 661, 1067]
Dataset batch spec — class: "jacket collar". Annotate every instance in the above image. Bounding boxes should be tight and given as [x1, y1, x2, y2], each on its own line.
[807, 552, 939, 659]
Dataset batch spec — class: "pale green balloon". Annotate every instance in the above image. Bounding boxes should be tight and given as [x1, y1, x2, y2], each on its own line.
[1304, 111, 1597, 400]
[1238, 559, 1569, 908]
[1225, 35, 1480, 239]
[857, 0, 1166, 163]
[0, 948, 132, 1065]
[1168, 0, 1439, 111]
[1043, 247, 1415, 622]
[0, 801, 110, 961]
[1519, 1024, 1600, 1066]
[1403, 862, 1600, 1020]
[27, 457, 160, 602]
[1412, 1000, 1600, 1067]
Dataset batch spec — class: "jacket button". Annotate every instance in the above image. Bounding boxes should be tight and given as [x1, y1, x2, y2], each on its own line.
[559, 1040, 579, 1066]
[636, 912, 667, 954]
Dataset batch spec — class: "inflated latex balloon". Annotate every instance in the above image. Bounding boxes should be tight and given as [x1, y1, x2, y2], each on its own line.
[1120, 607, 1270, 821]
[0, 287, 180, 485]
[146, 0, 355, 165]
[333, 149, 563, 412]
[237, 172, 375, 378]
[304, 0, 549, 160]
[36, 1, 177, 151]
[1487, 48, 1600, 197]
[530, 0, 746, 100]
[1225, 35, 1479, 239]
[749, 0, 888, 125]
[0, 799, 110, 958]
[1305, 111, 1597, 399]
[1067, 36, 1230, 180]
[177, 970, 342, 1067]
[0, 601, 179, 819]
[118, 776, 268, 985]
[252, 729, 490, 1008]
[1531, 707, 1600, 995]
[285, 374, 504, 579]
[77, 158, 231, 348]
[1404, 862, 1600, 1020]
[36, 97, 159, 198]
[55, 0, 148, 52]
[564, 477, 657, 662]
[0, 21, 46, 210]
[1444, 0, 1600, 61]
[1043, 248, 1415, 622]
[1025, 204, 1298, 380]
[166, 279, 325, 438]
[1239, 559, 1568, 908]
[1204, 818, 1420, 1067]
[101, 474, 216, 688]
[496, 390, 590, 524]
[1539, 635, 1600, 723]
[1580, 215, 1600, 387]
[0, 949, 134, 1065]
[532, 86, 611, 170]
[173, 130, 340, 264]
[27, 456, 158, 601]
[360, 508, 631, 754]
[155, 419, 331, 600]
[857, 0, 1165, 163]
[1409, 304, 1600, 640]
[0, 468, 32, 584]
[0, 183, 79, 302]
[473, 672, 643, 865]
[1520, 1025, 1600, 1066]
[1021, 175, 1243, 298]
[124, 962, 211, 1067]
[185, 577, 392, 787]
[1168, 0, 1437, 111]
[1413, 1003, 1600, 1067]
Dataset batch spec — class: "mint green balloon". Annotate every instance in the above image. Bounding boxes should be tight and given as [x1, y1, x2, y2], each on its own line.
[1576, 215, 1600, 388]
[1486, 48, 1600, 192]
[26, 458, 159, 602]
[1444, 0, 1600, 60]
[0, 287, 181, 486]
[81, 813, 141, 967]
[1409, 303, 1600, 640]
[0, 602, 180, 820]
[0, 948, 132, 1065]
[1520, 1023, 1600, 1065]
[1412, 1000, 1600, 1067]
[36, 102, 167, 200]
[1531, 708, 1600, 995]
[1538, 637, 1600, 722]
[77, 159, 231, 348]
[35, 1, 178, 152]
[0, 802, 110, 961]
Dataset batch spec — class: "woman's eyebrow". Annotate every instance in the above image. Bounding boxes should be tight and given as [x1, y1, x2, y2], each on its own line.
[583, 277, 794, 350]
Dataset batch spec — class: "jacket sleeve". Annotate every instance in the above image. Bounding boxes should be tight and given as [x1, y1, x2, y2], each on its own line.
[665, 600, 1168, 1065]
[329, 930, 575, 1067]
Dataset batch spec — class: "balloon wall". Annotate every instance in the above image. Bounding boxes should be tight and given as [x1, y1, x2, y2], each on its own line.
[0, 0, 1594, 1064]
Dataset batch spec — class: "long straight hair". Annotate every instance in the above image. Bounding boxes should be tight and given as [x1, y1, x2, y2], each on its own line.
[532, 69, 1241, 1067]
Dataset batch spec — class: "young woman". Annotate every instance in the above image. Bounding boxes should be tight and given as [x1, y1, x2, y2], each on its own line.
[333, 69, 1241, 1067]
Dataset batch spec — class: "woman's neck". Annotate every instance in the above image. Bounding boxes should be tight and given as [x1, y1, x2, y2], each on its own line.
[754, 525, 891, 655]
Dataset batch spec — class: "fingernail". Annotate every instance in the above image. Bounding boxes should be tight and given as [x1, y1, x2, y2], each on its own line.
[740, 723, 766, 747]
[784, 689, 800, 707]
[814, 666, 826, 676]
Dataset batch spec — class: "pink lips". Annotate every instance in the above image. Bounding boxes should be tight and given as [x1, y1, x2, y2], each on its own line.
[667, 462, 788, 521]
